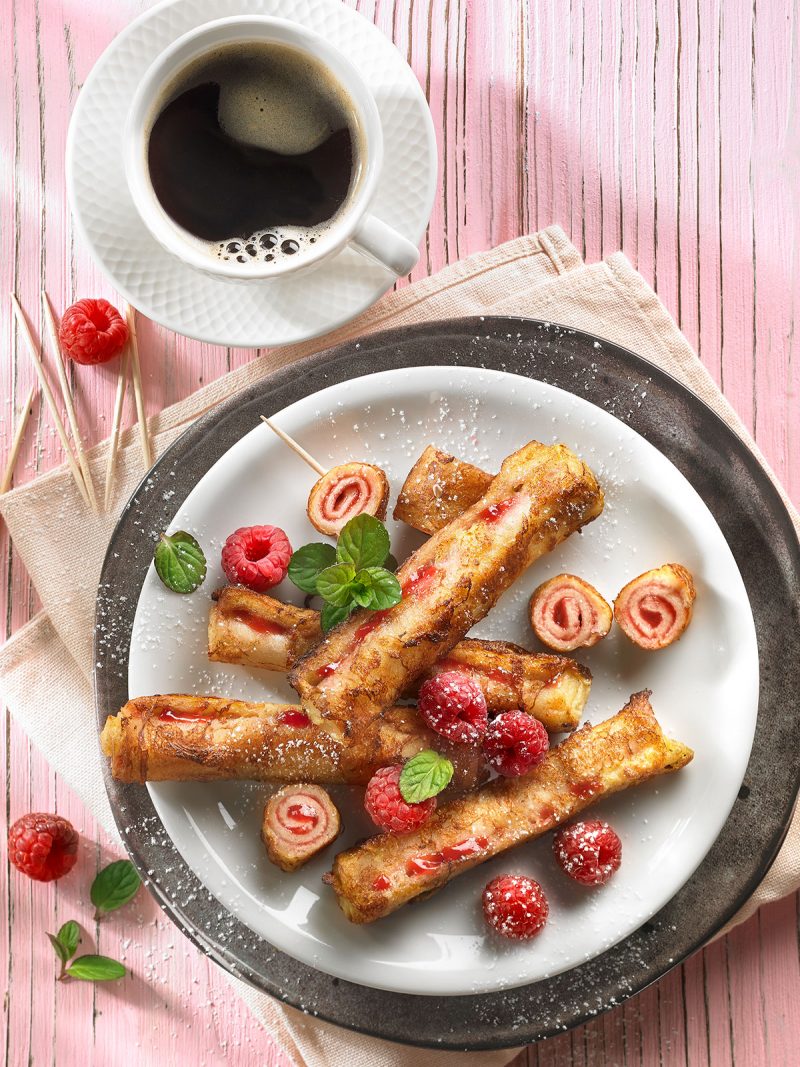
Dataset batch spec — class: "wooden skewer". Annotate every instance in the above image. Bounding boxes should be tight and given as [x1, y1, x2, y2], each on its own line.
[40, 292, 99, 514]
[125, 304, 153, 468]
[260, 415, 327, 476]
[10, 294, 92, 509]
[0, 384, 38, 494]
[104, 347, 130, 511]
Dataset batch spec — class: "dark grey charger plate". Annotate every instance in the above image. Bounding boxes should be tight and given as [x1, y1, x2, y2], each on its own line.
[95, 317, 800, 1050]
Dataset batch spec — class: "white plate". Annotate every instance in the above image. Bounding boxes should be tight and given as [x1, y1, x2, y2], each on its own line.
[128, 365, 758, 995]
[66, 0, 437, 347]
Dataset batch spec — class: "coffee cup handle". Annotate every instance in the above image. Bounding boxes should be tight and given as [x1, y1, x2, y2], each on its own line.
[350, 214, 420, 276]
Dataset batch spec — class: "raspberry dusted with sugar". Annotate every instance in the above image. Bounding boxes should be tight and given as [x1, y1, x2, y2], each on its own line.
[222, 525, 292, 592]
[364, 765, 436, 834]
[482, 710, 549, 777]
[8, 813, 79, 882]
[418, 671, 488, 744]
[553, 819, 622, 886]
[482, 874, 549, 939]
[58, 298, 129, 365]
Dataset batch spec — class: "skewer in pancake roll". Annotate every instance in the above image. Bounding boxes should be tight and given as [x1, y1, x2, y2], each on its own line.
[290, 440, 604, 735]
[325, 691, 693, 923]
[100, 695, 485, 788]
[208, 586, 592, 732]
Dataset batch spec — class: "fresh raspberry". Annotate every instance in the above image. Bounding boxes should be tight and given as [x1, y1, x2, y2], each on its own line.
[364, 765, 436, 834]
[8, 813, 79, 882]
[58, 298, 129, 365]
[482, 710, 549, 777]
[221, 525, 292, 592]
[482, 874, 549, 939]
[553, 819, 622, 886]
[418, 671, 488, 744]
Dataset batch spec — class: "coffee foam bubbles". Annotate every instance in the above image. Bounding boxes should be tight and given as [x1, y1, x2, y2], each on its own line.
[216, 227, 323, 266]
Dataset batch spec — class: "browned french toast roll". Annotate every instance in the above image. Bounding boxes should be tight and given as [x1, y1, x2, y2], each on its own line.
[208, 586, 320, 671]
[326, 692, 693, 923]
[100, 695, 482, 787]
[393, 445, 494, 534]
[209, 588, 591, 731]
[290, 440, 604, 733]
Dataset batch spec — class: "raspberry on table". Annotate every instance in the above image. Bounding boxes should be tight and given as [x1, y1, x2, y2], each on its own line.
[553, 819, 622, 885]
[58, 298, 129, 365]
[364, 765, 436, 834]
[8, 813, 79, 882]
[221, 525, 292, 592]
[482, 710, 549, 777]
[417, 670, 488, 744]
[482, 874, 549, 939]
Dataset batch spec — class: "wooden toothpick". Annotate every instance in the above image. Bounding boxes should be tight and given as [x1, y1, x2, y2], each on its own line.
[104, 347, 130, 511]
[0, 384, 38, 494]
[125, 304, 153, 468]
[259, 415, 327, 476]
[41, 292, 99, 514]
[10, 294, 92, 509]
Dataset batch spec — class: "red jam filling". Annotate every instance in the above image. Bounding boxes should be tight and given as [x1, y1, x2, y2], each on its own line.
[570, 777, 601, 800]
[227, 609, 286, 636]
[285, 803, 320, 835]
[354, 612, 390, 642]
[540, 669, 565, 691]
[276, 709, 311, 728]
[372, 874, 391, 891]
[317, 661, 341, 679]
[158, 707, 211, 724]
[405, 835, 489, 876]
[477, 497, 517, 523]
[485, 666, 514, 686]
[401, 563, 438, 598]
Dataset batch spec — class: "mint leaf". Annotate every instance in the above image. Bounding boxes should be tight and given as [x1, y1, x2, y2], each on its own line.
[288, 542, 336, 594]
[63, 955, 126, 982]
[90, 859, 141, 918]
[336, 515, 390, 570]
[57, 920, 80, 959]
[154, 531, 206, 594]
[315, 563, 357, 607]
[320, 601, 353, 632]
[399, 750, 454, 803]
[47, 933, 71, 965]
[355, 568, 402, 611]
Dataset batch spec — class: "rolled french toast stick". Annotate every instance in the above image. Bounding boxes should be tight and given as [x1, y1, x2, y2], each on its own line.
[208, 586, 591, 732]
[326, 691, 693, 923]
[394, 446, 494, 534]
[290, 440, 604, 734]
[100, 695, 485, 788]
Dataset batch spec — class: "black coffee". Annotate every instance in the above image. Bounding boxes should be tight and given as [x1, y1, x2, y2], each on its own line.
[147, 42, 359, 264]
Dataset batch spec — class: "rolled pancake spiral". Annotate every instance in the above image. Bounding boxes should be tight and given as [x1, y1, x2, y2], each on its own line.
[614, 563, 696, 650]
[529, 574, 612, 652]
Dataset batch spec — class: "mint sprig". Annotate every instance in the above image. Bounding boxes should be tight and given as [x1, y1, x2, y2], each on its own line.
[399, 750, 454, 804]
[90, 859, 141, 919]
[154, 531, 207, 594]
[288, 515, 402, 631]
[47, 921, 126, 982]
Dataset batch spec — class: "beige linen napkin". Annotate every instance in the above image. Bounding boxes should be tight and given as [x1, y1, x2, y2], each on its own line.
[1, 225, 797, 1063]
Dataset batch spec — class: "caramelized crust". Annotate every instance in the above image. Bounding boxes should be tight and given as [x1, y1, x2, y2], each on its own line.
[208, 588, 591, 731]
[326, 691, 693, 923]
[291, 440, 604, 734]
[208, 586, 320, 671]
[100, 694, 484, 788]
[393, 446, 494, 534]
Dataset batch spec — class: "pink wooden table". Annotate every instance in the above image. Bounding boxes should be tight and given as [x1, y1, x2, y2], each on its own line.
[2, 1, 798, 1064]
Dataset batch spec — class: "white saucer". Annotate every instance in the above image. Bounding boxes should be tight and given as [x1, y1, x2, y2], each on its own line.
[66, 0, 437, 348]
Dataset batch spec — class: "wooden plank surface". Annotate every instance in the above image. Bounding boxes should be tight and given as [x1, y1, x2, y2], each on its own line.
[1, 0, 798, 1064]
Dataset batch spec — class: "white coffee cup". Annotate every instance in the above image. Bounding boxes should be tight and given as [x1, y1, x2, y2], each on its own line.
[124, 16, 420, 280]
